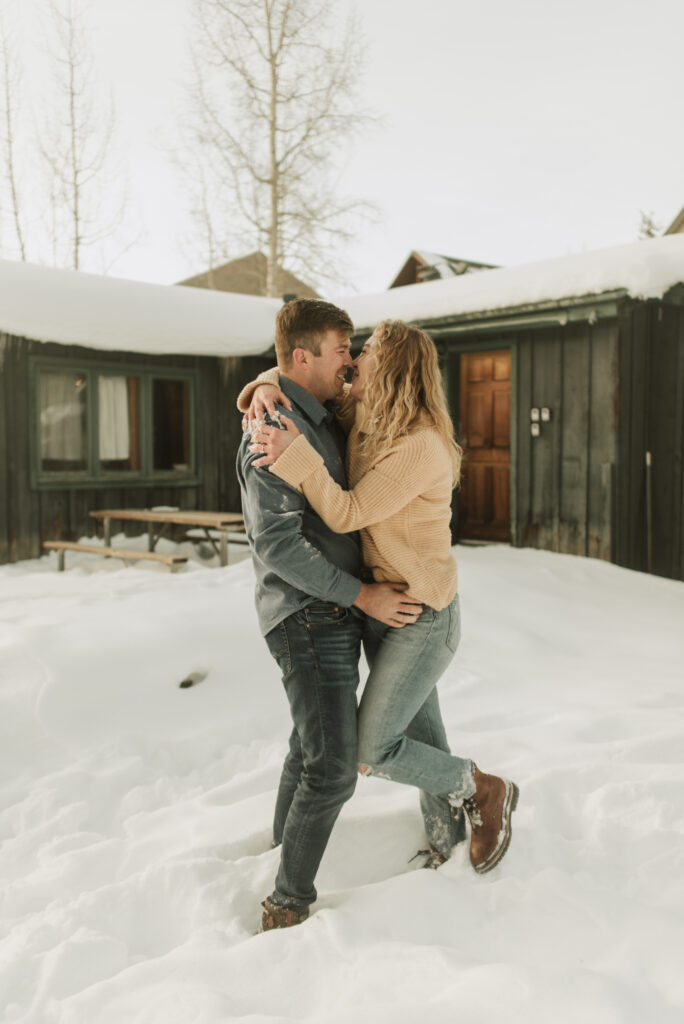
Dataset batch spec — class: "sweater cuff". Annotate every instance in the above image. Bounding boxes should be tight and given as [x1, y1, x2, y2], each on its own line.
[236, 366, 280, 412]
[269, 434, 324, 488]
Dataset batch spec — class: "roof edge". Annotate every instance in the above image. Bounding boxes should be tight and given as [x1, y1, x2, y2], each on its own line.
[352, 289, 630, 338]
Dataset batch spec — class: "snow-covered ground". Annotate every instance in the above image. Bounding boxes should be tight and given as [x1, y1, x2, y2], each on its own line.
[1, 543, 683, 1024]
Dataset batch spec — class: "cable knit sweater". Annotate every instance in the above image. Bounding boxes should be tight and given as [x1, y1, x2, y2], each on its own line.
[238, 372, 459, 610]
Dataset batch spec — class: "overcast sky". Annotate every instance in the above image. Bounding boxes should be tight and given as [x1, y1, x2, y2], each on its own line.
[9, 0, 684, 295]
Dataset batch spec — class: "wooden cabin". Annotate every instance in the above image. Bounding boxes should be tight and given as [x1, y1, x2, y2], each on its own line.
[3, 239, 684, 582]
[345, 236, 684, 582]
[0, 260, 275, 564]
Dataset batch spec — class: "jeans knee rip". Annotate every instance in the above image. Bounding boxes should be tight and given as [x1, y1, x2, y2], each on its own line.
[447, 767, 475, 808]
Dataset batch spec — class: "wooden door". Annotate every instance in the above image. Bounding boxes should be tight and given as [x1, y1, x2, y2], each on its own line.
[458, 350, 511, 541]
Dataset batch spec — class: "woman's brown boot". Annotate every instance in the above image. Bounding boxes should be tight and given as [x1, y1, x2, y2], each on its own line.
[463, 767, 519, 874]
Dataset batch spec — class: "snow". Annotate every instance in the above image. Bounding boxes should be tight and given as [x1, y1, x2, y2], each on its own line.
[412, 250, 461, 278]
[1, 236, 684, 359]
[410, 250, 495, 279]
[340, 235, 684, 332]
[0, 259, 280, 358]
[2, 542, 683, 1023]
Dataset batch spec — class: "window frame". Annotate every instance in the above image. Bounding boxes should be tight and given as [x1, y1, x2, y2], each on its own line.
[29, 357, 201, 490]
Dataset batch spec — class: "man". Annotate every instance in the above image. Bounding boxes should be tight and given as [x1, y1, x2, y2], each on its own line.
[236, 299, 421, 931]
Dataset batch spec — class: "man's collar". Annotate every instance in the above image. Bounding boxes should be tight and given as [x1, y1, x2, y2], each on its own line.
[279, 375, 335, 425]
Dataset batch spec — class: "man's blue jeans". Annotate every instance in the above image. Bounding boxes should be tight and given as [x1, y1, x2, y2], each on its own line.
[359, 596, 473, 858]
[265, 600, 364, 907]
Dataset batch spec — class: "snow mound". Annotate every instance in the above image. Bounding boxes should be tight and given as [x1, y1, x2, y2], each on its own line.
[1, 545, 683, 1023]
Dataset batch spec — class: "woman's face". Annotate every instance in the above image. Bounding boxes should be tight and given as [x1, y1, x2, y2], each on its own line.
[350, 335, 379, 401]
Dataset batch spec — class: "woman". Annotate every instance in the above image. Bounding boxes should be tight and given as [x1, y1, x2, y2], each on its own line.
[244, 319, 518, 874]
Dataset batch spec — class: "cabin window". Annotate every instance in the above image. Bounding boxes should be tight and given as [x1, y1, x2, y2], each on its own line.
[31, 360, 198, 488]
[98, 375, 142, 472]
[39, 371, 88, 473]
[153, 378, 190, 471]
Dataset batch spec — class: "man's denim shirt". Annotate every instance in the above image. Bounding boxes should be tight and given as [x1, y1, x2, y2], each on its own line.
[236, 376, 362, 636]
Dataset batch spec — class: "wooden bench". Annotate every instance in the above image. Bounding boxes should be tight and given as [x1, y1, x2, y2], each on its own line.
[184, 526, 250, 559]
[43, 541, 188, 572]
[89, 509, 245, 567]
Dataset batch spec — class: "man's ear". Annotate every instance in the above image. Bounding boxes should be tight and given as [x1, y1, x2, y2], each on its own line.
[291, 347, 311, 370]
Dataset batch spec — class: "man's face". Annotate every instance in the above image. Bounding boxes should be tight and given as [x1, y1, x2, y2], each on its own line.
[303, 329, 353, 403]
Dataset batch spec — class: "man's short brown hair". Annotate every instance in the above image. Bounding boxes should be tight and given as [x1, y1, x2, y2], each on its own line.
[275, 298, 354, 367]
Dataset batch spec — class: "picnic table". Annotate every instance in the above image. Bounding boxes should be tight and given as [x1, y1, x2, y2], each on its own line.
[88, 508, 246, 567]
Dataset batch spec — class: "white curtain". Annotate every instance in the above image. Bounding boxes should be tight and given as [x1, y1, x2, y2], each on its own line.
[39, 372, 86, 461]
[98, 376, 130, 460]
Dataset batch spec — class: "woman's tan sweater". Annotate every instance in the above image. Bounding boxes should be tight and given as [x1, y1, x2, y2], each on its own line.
[238, 371, 459, 610]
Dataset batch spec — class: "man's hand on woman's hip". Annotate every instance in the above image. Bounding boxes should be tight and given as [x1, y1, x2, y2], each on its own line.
[353, 582, 422, 628]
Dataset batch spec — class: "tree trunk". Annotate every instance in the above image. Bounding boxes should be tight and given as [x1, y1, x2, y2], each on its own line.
[267, 9, 278, 298]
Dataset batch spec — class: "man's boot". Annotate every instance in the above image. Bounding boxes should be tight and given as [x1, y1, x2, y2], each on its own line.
[261, 896, 310, 931]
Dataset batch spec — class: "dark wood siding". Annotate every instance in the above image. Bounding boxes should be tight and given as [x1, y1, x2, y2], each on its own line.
[649, 305, 684, 578]
[616, 301, 684, 580]
[4, 335, 41, 561]
[514, 330, 532, 548]
[587, 321, 618, 562]
[558, 323, 590, 555]
[529, 327, 563, 551]
[0, 336, 11, 560]
[641, 303, 684, 579]
[676, 310, 684, 582]
[615, 303, 649, 572]
[513, 322, 618, 559]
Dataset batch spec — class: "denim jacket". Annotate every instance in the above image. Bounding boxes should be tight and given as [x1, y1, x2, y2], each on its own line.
[236, 376, 362, 636]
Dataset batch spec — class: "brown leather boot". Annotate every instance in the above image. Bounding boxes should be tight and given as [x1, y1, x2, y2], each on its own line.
[463, 767, 519, 874]
[261, 897, 309, 931]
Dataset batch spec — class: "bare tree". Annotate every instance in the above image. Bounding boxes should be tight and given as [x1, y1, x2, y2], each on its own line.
[0, 6, 27, 259]
[638, 210, 661, 240]
[180, 148, 224, 288]
[40, 0, 126, 271]
[185, 0, 373, 295]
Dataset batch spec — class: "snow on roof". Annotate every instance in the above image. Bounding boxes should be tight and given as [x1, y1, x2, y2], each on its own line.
[0, 258, 281, 357]
[1, 236, 683, 358]
[412, 250, 460, 278]
[412, 250, 496, 278]
[340, 236, 684, 333]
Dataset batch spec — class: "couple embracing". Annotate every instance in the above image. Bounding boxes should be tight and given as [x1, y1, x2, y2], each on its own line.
[236, 298, 518, 932]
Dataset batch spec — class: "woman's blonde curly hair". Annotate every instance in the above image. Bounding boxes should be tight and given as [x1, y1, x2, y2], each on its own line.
[359, 320, 463, 487]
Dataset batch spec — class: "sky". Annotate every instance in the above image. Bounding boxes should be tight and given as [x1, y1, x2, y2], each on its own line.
[6, 0, 684, 295]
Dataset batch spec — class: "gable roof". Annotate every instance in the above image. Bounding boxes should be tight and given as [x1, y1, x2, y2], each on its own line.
[664, 207, 684, 235]
[179, 251, 318, 299]
[389, 250, 498, 288]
